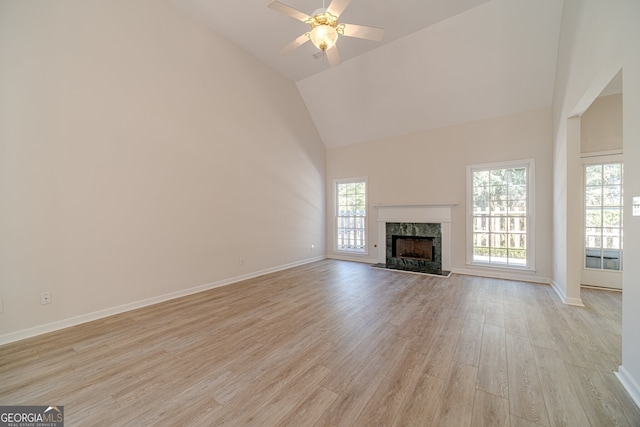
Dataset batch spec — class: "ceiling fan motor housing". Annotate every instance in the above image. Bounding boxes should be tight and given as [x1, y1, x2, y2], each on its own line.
[307, 9, 339, 30]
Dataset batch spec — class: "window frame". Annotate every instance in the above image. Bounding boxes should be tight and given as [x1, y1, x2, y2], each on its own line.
[466, 159, 536, 271]
[334, 177, 368, 255]
[582, 155, 624, 272]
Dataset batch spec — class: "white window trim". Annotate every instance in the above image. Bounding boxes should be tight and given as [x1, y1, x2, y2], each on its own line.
[334, 176, 368, 256]
[581, 154, 623, 272]
[466, 159, 536, 271]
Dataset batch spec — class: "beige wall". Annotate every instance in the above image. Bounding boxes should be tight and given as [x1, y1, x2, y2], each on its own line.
[325, 108, 553, 282]
[0, 0, 326, 340]
[581, 93, 623, 153]
[552, 0, 640, 404]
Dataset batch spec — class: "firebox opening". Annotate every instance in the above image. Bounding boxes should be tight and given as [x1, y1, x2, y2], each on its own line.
[392, 235, 434, 261]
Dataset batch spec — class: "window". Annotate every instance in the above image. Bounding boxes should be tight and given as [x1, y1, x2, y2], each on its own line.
[468, 160, 534, 269]
[584, 162, 623, 270]
[335, 178, 367, 253]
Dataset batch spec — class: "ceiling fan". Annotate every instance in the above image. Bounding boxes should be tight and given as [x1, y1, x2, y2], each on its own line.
[267, 0, 384, 66]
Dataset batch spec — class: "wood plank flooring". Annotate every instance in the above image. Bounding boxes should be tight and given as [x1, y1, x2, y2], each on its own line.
[1, 260, 639, 426]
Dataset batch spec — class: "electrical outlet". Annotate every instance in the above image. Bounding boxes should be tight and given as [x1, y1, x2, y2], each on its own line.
[0, 299, 3, 313]
[240, 258, 245, 267]
[41, 291, 51, 305]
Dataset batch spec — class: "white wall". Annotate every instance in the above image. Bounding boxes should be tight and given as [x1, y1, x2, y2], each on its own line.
[0, 0, 326, 341]
[552, 0, 640, 406]
[581, 94, 623, 153]
[325, 108, 553, 283]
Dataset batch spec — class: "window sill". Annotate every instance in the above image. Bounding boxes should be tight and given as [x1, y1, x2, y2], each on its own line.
[582, 267, 623, 273]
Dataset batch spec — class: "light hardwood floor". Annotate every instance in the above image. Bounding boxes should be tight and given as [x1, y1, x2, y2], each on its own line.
[1, 260, 639, 426]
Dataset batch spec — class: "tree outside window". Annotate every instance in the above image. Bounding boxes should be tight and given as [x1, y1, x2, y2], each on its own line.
[336, 179, 367, 253]
[469, 161, 533, 269]
[584, 162, 623, 270]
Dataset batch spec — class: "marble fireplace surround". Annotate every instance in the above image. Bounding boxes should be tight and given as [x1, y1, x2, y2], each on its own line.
[376, 204, 455, 272]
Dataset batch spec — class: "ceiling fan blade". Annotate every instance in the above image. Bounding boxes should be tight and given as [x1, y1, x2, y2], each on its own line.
[341, 23, 384, 41]
[327, 0, 352, 17]
[267, 1, 311, 22]
[326, 45, 341, 66]
[278, 33, 310, 55]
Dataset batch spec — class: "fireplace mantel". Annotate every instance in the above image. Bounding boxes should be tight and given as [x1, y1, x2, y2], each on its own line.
[376, 203, 456, 270]
[376, 203, 456, 223]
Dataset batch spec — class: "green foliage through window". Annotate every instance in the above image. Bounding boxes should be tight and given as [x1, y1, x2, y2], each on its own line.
[584, 162, 623, 271]
[336, 179, 366, 252]
[471, 164, 529, 267]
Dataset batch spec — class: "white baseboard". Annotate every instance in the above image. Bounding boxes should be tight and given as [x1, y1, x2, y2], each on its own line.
[616, 365, 640, 410]
[326, 253, 379, 264]
[0, 256, 325, 346]
[550, 279, 585, 306]
[452, 266, 550, 285]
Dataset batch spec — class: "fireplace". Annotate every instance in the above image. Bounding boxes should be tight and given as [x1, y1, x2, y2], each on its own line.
[392, 236, 434, 261]
[385, 222, 443, 274]
[375, 203, 454, 277]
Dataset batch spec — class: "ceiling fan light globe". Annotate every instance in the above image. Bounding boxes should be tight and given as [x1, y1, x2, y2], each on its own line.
[309, 25, 338, 51]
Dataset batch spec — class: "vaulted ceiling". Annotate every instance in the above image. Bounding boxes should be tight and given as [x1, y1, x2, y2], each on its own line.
[170, 0, 564, 147]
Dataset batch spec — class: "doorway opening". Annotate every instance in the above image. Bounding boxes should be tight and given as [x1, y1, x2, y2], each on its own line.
[579, 72, 623, 290]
